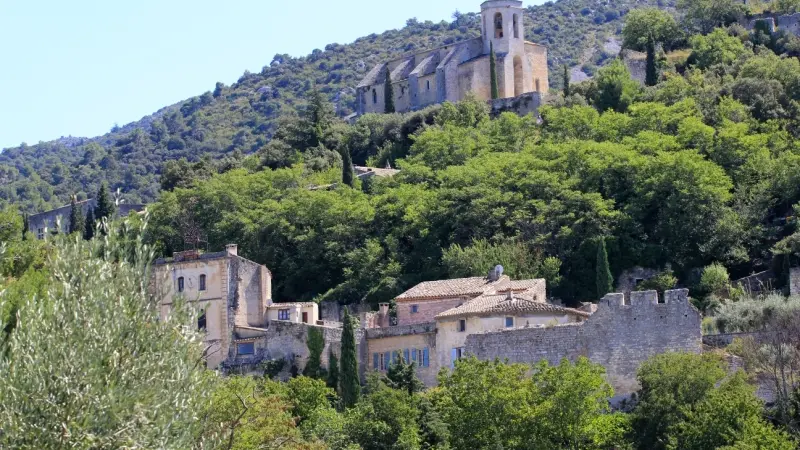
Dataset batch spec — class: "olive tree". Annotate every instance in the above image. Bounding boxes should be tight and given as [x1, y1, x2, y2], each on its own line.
[0, 217, 216, 449]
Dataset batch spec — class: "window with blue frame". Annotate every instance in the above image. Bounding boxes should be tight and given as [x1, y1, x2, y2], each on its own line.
[411, 304, 419, 313]
[237, 342, 255, 355]
[505, 316, 514, 328]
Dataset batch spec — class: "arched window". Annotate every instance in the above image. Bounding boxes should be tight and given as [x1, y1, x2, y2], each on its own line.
[199, 274, 206, 291]
[494, 13, 503, 39]
[177, 276, 184, 293]
[197, 311, 206, 331]
[372, 89, 377, 104]
[513, 14, 519, 38]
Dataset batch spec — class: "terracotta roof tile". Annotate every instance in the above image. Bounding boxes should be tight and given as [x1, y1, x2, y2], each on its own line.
[396, 275, 510, 301]
[435, 292, 590, 320]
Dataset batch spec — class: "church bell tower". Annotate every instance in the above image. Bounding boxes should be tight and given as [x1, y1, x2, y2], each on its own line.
[480, 0, 525, 56]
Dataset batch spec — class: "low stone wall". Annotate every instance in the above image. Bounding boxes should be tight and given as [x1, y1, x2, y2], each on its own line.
[703, 332, 765, 348]
[223, 321, 364, 379]
[489, 92, 542, 118]
[365, 322, 436, 339]
[466, 289, 701, 397]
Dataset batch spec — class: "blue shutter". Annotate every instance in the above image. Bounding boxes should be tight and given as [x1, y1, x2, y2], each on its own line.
[450, 348, 457, 368]
[411, 348, 418, 363]
[384, 352, 390, 370]
[404, 348, 410, 363]
[423, 348, 430, 368]
[373, 353, 379, 370]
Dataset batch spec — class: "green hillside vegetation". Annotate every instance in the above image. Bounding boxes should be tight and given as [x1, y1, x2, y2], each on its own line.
[0, 0, 675, 212]
[140, 14, 800, 305]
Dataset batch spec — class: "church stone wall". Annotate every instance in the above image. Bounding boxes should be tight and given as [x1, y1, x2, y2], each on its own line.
[465, 289, 701, 396]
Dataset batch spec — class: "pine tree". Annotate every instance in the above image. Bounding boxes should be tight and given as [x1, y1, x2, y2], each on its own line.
[327, 349, 340, 392]
[339, 308, 360, 408]
[83, 207, 95, 241]
[490, 42, 499, 100]
[596, 237, 613, 299]
[94, 183, 115, 223]
[563, 64, 571, 97]
[384, 66, 395, 113]
[341, 148, 354, 187]
[385, 353, 424, 396]
[68, 196, 85, 235]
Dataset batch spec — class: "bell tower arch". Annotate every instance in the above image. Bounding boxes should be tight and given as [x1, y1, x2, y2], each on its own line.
[480, 0, 525, 55]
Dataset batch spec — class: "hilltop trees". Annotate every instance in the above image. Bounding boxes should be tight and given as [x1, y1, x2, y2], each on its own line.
[622, 8, 681, 86]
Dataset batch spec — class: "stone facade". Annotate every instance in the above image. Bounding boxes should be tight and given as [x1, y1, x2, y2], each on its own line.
[466, 289, 701, 397]
[357, 0, 548, 116]
[790, 267, 800, 296]
[153, 245, 320, 370]
[28, 198, 145, 239]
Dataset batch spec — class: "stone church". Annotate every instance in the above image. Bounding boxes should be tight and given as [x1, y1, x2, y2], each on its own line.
[357, 0, 549, 115]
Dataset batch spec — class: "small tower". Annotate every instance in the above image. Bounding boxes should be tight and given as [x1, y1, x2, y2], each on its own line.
[480, 0, 525, 56]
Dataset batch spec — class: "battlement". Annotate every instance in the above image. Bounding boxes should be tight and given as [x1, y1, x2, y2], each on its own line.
[601, 289, 689, 307]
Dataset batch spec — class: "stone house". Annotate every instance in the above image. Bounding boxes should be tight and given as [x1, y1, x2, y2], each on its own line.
[152, 245, 319, 369]
[366, 271, 588, 385]
[28, 198, 145, 239]
[357, 0, 549, 115]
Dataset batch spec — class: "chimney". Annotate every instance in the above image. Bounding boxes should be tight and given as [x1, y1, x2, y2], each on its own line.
[225, 244, 238, 257]
[488, 268, 498, 282]
[378, 303, 390, 328]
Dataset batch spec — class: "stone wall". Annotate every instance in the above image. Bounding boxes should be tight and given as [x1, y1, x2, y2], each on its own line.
[790, 267, 800, 296]
[396, 297, 467, 325]
[465, 289, 701, 397]
[489, 91, 542, 117]
[224, 321, 365, 379]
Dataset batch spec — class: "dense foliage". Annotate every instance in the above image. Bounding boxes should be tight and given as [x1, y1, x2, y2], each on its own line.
[0, 0, 675, 212]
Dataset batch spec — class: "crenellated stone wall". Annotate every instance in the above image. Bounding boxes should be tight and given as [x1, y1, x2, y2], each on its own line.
[465, 289, 701, 397]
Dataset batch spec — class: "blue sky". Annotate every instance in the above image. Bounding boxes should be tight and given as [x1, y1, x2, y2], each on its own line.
[0, 0, 546, 150]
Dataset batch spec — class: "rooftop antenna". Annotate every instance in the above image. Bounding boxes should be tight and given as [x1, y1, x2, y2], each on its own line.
[495, 264, 504, 278]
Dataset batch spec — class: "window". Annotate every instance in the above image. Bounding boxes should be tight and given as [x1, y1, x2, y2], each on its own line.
[37, 228, 44, 240]
[458, 319, 466, 332]
[302, 312, 308, 323]
[426, 80, 430, 91]
[505, 316, 514, 328]
[237, 342, 255, 355]
[198, 312, 207, 331]
[494, 12, 504, 38]
[372, 89, 377, 104]
[199, 274, 206, 291]
[411, 348, 418, 363]
[411, 305, 419, 314]
[177, 277, 184, 293]
[383, 351, 390, 370]
[278, 309, 290, 320]
[404, 348, 410, 362]
[401, 85, 405, 96]
[513, 14, 519, 38]
[422, 348, 429, 367]
[450, 347, 464, 368]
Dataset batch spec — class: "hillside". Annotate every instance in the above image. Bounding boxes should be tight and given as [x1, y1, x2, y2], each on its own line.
[0, 0, 673, 212]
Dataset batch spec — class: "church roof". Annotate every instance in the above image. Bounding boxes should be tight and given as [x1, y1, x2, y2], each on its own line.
[435, 292, 590, 320]
[357, 63, 386, 88]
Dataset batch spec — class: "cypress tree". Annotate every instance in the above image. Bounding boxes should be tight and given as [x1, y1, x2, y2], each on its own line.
[490, 42, 499, 100]
[563, 64, 571, 97]
[68, 196, 85, 235]
[83, 207, 95, 241]
[21, 213, 28, 240]
[94, 183, 115, 223]
[303, 327, 324, 378]
[341, 148, 354, 187]
[339, 308, 360, 408]
[596, 237, 613, 299]
[327, 349, 340, 392]
[645, 42, 658, 87]
[384, 66, 395, 113]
